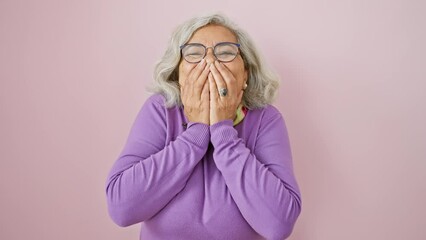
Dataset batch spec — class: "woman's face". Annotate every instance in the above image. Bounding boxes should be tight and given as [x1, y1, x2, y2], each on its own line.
[178, 25, 247, 90]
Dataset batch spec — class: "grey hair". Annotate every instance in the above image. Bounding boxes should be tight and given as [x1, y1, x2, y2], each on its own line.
[152, 13, 279, 109]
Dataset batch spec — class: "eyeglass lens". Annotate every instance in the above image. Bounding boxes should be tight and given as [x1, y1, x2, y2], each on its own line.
[182, 43, 239, 63]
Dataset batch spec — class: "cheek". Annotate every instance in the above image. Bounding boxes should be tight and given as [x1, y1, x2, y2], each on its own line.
[178, 62, 191, 84]
[225, 62, 246, 83]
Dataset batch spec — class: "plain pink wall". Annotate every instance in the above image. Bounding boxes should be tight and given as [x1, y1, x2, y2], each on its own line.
[1, 0, 425, 239]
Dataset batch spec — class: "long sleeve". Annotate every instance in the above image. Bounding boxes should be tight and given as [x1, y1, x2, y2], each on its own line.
[105, 95, 210, 227]
[209, 107, 301, 240]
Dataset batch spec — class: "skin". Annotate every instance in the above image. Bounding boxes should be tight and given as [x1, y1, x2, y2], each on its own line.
[178, 24, 248, 125]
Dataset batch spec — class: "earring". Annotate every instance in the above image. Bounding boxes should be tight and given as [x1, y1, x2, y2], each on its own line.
[243, 83, 248, 90]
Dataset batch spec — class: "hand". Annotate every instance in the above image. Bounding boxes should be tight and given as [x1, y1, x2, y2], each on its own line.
[180, 59, 210, 125]
[208, 61, 243, 125]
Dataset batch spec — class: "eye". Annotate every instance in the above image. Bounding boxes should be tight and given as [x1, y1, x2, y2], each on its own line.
[215, 43, 238, 58]
[216, 51, 235, 56]
[185, 52, 203, 57]
[184, 52, 203, 62]
[182, 45, 204, 59]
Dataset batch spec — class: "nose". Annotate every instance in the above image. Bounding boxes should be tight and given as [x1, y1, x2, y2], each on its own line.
[204, 47, 216, 64]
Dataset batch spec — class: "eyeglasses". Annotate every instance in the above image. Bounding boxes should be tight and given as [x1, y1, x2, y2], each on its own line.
[180, 42, 241, 63]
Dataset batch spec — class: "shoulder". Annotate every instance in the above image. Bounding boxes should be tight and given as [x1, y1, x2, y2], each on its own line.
[134, 94, 169, 123]
[139, 93, 183, 124]
[241, 105, 289, 147]
[248, 104, 283, 122]
[144, 93, 181, 110]
[243, 105, 286, 135]
[144, 93, 167, 107]
[140, 93, 173, 113]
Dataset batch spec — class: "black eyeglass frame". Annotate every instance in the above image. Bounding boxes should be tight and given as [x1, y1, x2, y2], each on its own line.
[179, 42, 241, 63]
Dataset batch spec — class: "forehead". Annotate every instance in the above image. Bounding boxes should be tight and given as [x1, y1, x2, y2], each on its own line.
[187, 24, 237, 45]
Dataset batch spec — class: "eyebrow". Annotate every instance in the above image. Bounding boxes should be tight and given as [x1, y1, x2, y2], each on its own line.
[186, 42, 213, 45]
[184, 41, 237, 46]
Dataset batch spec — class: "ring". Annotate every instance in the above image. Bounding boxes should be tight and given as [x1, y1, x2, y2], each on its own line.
[219, 88, 228, 97]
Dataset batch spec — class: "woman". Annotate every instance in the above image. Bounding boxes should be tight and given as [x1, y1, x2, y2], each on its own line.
[106, 13, 301, 240]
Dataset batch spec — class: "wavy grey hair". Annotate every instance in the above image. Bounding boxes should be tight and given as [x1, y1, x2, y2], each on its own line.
[152, 13, 279, 109]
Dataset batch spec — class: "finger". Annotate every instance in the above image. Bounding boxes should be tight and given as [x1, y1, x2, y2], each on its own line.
[187, 61, 209, 98]
[195, 62, 211, 94]
[181, 60, 205, 101]
[187, 59, 207, 86]
[181, 60, 201, 88]
[208, 72, 219, 101]
[214, 61, 237, 93]
[201, 74, 210, 101]
[210, 61, 227, 96]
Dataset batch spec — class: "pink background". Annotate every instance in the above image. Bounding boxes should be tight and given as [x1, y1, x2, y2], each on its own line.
[1, 0, 425, 239]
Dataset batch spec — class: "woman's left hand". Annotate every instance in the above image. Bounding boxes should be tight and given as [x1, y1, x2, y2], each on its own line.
[209, 61, 244, 125]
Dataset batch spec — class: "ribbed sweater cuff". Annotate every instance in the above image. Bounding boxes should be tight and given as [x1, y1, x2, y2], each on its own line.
[185, 122, 211, 148]
[210, 120, 236, 146]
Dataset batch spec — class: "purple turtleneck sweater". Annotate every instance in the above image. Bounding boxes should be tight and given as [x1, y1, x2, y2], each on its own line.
[105, 94, 301, 240]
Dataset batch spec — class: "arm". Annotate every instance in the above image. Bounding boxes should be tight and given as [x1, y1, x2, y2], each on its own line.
[105, 96, 210, 227]
[210, 109, 301, 240]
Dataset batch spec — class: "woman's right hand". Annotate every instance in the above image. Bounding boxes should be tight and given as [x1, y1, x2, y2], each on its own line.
[179, 59, 211, 125]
